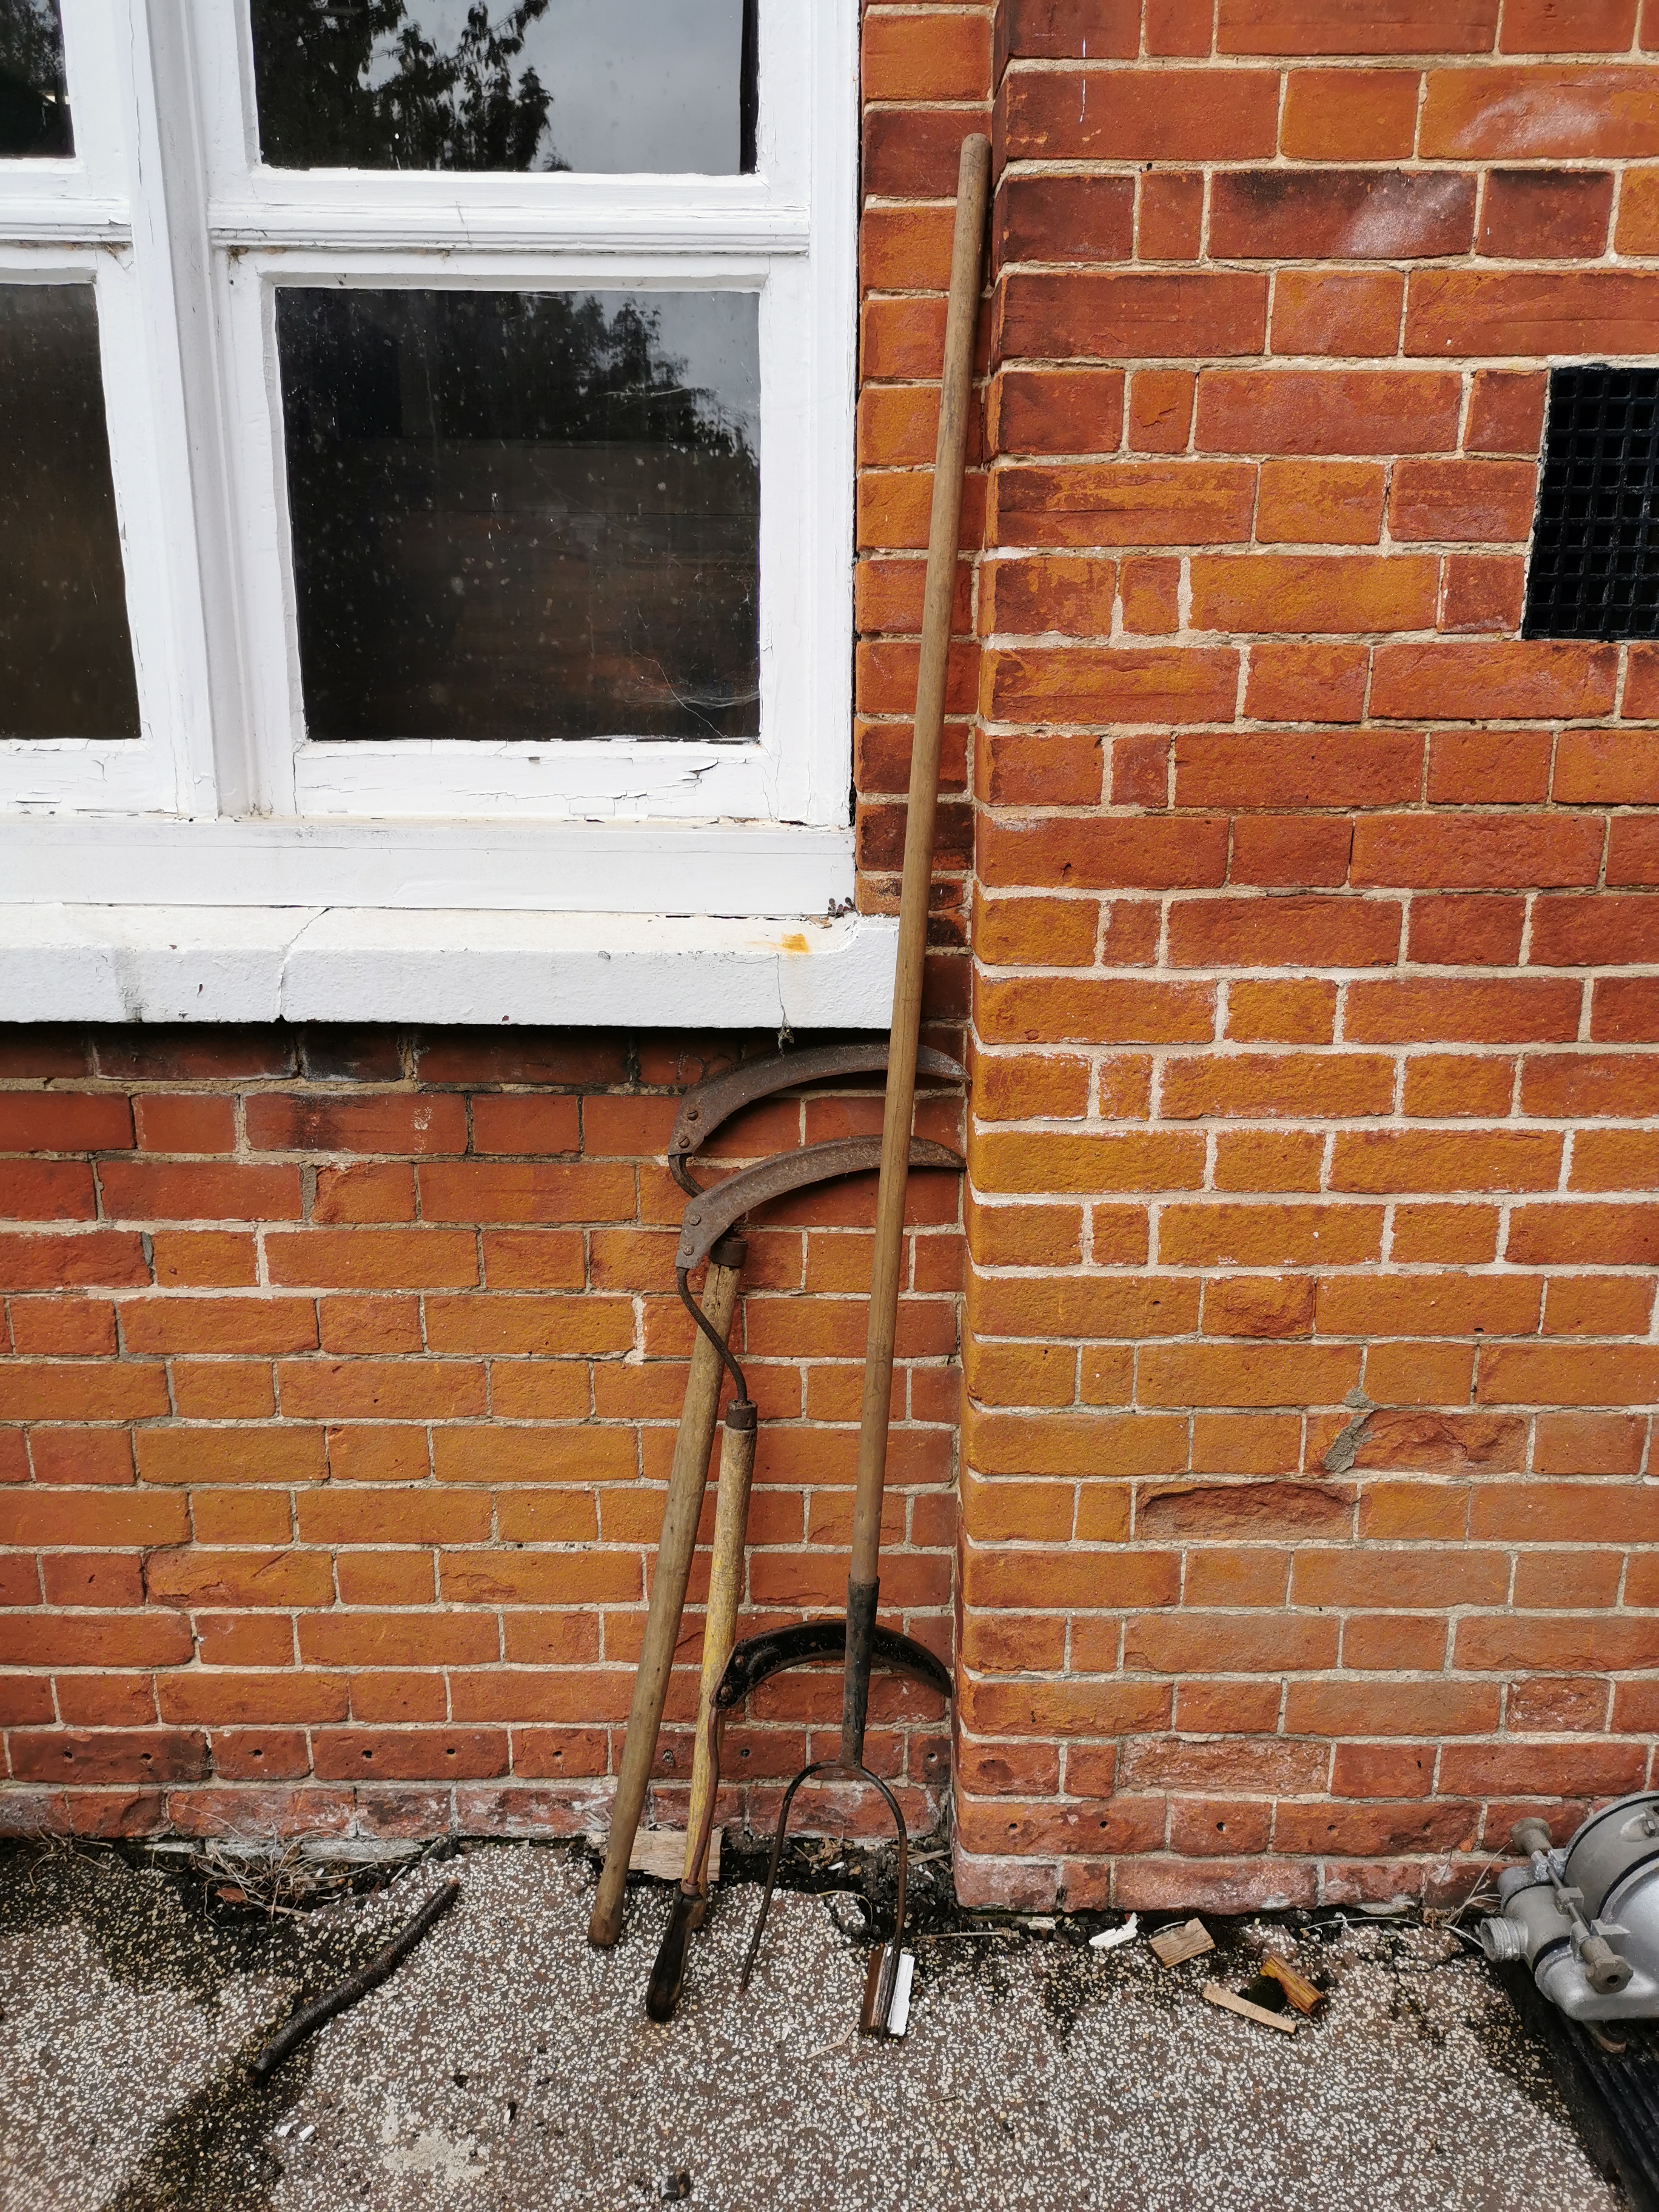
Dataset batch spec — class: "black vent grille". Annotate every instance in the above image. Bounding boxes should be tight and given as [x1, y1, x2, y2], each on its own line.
[1524, 364, 1659, 641]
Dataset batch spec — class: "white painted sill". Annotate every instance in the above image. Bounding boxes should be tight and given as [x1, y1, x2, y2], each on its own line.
[0, 906, 899, 1028]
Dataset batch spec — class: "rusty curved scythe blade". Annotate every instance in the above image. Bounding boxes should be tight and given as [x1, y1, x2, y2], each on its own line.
[675, 1136, 964, 1272]
[669, 1043, 966, 1193]
[714, 1617, 952, 1712]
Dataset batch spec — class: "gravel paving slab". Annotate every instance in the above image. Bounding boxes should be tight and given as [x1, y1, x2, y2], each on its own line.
[0, 1838, 1621, 2212]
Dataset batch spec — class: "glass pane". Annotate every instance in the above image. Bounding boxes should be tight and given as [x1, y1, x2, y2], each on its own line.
[250, 0, 751, 175]
[0, 0, 71, 157]
[0, 287, 138, 739]
[275, 288, 760, 742]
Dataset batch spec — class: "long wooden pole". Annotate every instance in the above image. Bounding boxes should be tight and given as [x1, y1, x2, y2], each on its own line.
[588, 1233, 746, 1947]
[842, 135, 989, 1762]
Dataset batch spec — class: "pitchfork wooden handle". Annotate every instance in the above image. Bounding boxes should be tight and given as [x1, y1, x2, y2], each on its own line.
[846, 134, 990, 1601]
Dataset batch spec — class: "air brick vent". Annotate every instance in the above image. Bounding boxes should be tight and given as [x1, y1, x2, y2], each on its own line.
[1524, 364, 1659, 642]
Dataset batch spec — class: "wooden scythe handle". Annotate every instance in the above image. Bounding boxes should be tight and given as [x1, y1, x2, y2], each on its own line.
[847, 136, 990, 1607]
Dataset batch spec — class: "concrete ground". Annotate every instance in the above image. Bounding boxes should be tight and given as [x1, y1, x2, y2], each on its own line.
[0, 1837, 1621, 2212]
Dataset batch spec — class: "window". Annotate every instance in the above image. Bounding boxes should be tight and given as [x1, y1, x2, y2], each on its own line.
[0, 0, 866, 1004]
[1525, 366, 1659, 643]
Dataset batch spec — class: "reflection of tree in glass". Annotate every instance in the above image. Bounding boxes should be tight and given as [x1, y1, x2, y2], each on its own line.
[282, 289, 754, 464]
[0, 0, 70, 159]
[250, 0, 565, 172]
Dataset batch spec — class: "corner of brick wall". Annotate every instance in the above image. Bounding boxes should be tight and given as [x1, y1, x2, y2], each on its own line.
[953, 0, 1659, 1912]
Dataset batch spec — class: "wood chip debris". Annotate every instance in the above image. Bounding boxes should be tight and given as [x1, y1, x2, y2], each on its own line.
[1088, 1912, 1139, 1952]
[1261, 1953, 1327, 2016]
[1202, 1982, 1299, 2037]
[585, 1830, 722, 1883]
[1149, 1918, 1214, 1967]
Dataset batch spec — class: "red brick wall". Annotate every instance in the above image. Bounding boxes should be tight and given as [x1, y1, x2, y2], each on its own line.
[8, 2, 1659, 1909]
[0, 1028, 963, 1839]
[956, 0, 1659, 1912]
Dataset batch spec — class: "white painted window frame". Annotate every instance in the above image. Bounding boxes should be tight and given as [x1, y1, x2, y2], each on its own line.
[0, 0, 866, 935]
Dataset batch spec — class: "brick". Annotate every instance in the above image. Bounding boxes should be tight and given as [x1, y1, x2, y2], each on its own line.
[1478, 1342, 1659, 1406]
[964, 1546, 1180, 1611]
[863, 102, 990, 198]
[1159, 1202, 1384, 1267]
[1480, 169, 1614, 257]
[1219, 0, 1498, 50]
[1608, 819, 1659, 884]
[1466, 370, 1547, 456]
[0, 1614, 192, 1667]
[130, 1093, 236, 1153]
[1190, 554, 1438, 634]
[1000, 67, 1279, 161]
[418, 1162, 634, 1225]
[1330, 1128, 1560, 1192]
[0, 1162, 95, 1220]
[9, 1730, 209, 1786]
[1521, 1051, 1659, 1117]
[1127, 370, 1195, 454]
[991, 461, 1255, 548]
[1410, 267, 1659, 355]
[95, 1162, 301, 1222]
[1439, 553, 1525, 634]
[1426, 729, 1552, 803]
[1242, 643, 1369, 722]
[1206, 368, 1471, 463]
[970, 1272, 1198, 1341]
[1138, 171, 1204, 260]
[1352, 812, 1603, 888]
[266, 1230, 478, 1290]
[244, 1094, 469, 1155]
[1279, 69, 1420, 159]
[979, 814, 1228, 893]
[1270, 267, 1406, 360]
[119, 1296, 320, 1356]
[145, 1547, 335, 1609]
[986, 642, 1244, 726]
[973, 894, 1100, 968]
[0, 1230, 149, 1291]
[1348, 976, 1581, 1044]
[1212, 1127, 1329, 1184]
[995, 272, 1268, 362]
[431, 1427, 638, 1484]
[0, 1363, 169, 1421]
[134, 1426, 327, 1487]
[1167, 898, 1400, 968]
[995, 175, 1134, 266]
[1387, 459, 1538, 542]
[1254, 462, 1386, 546]
[1544, 1275, 1655, 1336]
[1213, 170, 1475, 260]
[1502, 0, 1637, 47]
[1229, 816, 1355, 888]
[0, 1096, 133, 1151]
[1140, 1343, 1359, 1409]
[981, 558, 1114, 642]
[1284, 1680, 1500, 1737]
[988, 369, 1125, 457]
[1554, 728, 1659, 806]
[1372, 641, 1615, 720]
[1401, 1051, 1515, 1116]
[1507, 1202, 1659, 1264]
[1120, 558, 1181, 635]
[863, 7, 990, 98]
[1421, 66, 1659, 156]
[971, 1128, 1205, 1193]
[1406, 895, 1526, 965]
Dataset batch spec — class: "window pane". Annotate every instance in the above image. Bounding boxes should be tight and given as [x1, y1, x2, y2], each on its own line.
[250, 0, 751, 175]
[0, 287, 138, 739]
[275, 288, 760, 743]
[0, 0, 70, 157]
